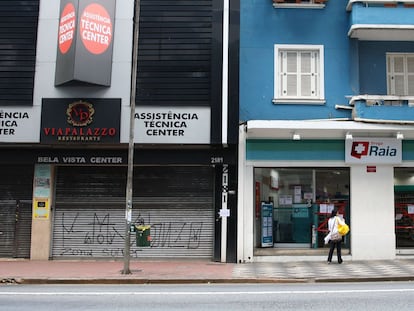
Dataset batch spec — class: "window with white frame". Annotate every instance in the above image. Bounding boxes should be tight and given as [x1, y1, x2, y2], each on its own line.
[387, 53, 414, 96]
[274, 45, 325, 104]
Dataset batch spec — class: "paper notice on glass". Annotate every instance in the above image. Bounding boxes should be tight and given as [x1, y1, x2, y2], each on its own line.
[304, 192, 313, 200]
[220, 208, 230, 217]
[320, 204, 335, 213]
[126, 209, 132, 222]
[408, 205, 414, 214]
[279, 195, 293, 206]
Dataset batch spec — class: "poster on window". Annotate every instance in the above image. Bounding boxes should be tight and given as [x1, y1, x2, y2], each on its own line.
[261, 202, 273, 247]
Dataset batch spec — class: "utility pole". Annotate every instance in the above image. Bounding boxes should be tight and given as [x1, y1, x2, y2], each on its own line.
[123, 0, 141, 275]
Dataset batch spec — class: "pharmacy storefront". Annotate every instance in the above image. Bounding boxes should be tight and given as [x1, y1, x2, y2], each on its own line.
[237, 120, 414, 262]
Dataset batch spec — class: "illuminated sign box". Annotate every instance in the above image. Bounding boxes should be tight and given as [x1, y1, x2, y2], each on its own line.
[41, 98, 121, 144]
[135, 106, 211, 144]
[55, 0, 116, 86]
[345, 137, 402, 164]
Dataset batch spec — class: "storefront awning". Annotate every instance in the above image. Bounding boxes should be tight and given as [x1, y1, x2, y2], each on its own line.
[245, 120, 414, 140]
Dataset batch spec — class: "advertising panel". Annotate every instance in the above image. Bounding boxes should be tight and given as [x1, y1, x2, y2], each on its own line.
[135, 106, 211, 144]
[261, 202, 273, 247]
[0, 107, 40, 142]
[55, 0, 116, 86]
[41, 98, 121, 144]
[345, 137, 402, 164]
[33, 164, 52, 220]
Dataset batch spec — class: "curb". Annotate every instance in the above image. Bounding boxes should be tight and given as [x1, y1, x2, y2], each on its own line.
[313, 276, 414, 283]
[13, 278, 309, 285]
[7, 276, 414, 285]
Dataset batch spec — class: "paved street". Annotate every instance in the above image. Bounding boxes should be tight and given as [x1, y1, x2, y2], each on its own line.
[1, 283, 414, 311]
[2, 258, 414, 284]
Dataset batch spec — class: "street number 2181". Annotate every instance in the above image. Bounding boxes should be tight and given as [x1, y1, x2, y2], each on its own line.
[211, 157, 224, 164]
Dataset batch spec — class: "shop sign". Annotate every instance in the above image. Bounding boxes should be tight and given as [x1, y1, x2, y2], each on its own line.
[0, 107, 40, 143]
[36, 155, 124, 165]
[41, 98, 121, 144]
[134, 106, 211, 144]
[345, 137, 402, 164]
[55, 0, 116, 86]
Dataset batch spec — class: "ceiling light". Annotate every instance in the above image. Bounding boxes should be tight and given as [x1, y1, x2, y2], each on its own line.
[397, 132, 404, 140]
[345, 132, 353, 140]
[292, 133, 301, 140]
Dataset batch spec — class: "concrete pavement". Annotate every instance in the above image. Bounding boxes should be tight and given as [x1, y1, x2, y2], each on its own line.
[2, 258, 414, 284]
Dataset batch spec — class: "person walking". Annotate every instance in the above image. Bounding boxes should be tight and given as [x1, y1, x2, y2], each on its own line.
[326, 209, 344, 264]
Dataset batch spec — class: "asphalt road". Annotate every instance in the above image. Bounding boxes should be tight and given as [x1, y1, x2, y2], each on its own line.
[1, 282, 414, 311]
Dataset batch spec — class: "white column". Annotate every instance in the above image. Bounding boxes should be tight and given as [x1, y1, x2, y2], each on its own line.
[350, 165, 396, 260]
[221, 0, 229, 145]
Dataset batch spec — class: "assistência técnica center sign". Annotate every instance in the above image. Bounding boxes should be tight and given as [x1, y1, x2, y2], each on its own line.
[58, 2, 76, 54]
[59, 2, 112, 55]
[55, 0, 115, 86]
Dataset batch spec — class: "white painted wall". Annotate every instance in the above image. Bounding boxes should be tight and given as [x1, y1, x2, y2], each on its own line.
[350, 165, 396, 260]
[237, 125, 246, 262]
[242, 164, 254, 262]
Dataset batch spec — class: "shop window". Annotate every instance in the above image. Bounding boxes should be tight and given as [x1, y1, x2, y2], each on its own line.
[254, 168, 349, 248]
[274, 45, 325, 104]
[394, 168, 414, 249]
[387, 53, 414, 96]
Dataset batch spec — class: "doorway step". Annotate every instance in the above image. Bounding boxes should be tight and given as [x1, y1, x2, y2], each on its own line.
[253, 248, 351, 262]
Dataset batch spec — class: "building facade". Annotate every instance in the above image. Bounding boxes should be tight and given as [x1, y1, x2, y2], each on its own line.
[238, 0, 414, 262]
[0, 0, 239, 262]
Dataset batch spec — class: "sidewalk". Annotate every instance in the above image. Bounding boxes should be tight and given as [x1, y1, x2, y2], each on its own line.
[2, 258, 414, 284]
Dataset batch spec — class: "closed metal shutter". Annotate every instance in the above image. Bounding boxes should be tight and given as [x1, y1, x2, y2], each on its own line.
[0, 201, 16, 257]
[136, 0, 213, 107]
[52, 166, 214, 259]
[13, 200, 33, 258]
[0, 165, 34, 258]
[0, 1, 39, 106]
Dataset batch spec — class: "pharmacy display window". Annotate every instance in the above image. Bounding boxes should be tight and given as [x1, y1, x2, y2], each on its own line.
[394, 168, 414, 248]
[255, 167, 350, 248]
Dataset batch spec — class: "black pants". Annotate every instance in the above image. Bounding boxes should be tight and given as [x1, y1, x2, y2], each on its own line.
[327, 240, 342, 263]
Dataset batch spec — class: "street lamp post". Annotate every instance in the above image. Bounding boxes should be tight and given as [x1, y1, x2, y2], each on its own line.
[123, 0, 141, 275]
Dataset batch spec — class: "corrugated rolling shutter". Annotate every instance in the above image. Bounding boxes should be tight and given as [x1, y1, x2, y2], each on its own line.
[0, 165, 33, 258]
[0, 1, 39, 106]
[0, 201, 16, 257]
[52, 166, 214, 259]
[136, 0, 213, 106]
[13, 200, 33, 258]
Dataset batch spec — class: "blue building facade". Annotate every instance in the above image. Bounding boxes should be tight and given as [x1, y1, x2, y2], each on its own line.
[238, 0, 414, 262]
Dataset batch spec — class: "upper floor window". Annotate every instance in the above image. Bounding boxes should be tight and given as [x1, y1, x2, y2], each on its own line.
[274, 45, 325, 104]
[387, 53, 414, 96]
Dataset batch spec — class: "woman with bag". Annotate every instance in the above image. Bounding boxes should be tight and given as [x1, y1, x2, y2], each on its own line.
[326, 209, 344, 264]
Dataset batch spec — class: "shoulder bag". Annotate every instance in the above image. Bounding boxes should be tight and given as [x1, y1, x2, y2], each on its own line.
[330, 218, 342, 241]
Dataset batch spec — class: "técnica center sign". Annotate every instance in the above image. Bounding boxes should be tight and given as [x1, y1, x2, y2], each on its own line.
[58, 3, 76, 54]
[58, 2, 113, 55]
